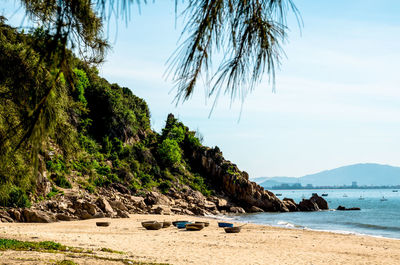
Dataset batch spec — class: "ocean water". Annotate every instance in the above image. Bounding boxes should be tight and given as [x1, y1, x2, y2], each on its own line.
[231, 189, 400, 239]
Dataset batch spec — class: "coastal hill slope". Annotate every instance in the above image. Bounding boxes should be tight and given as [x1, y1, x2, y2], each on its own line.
[0, 20, 292, 221]
[258, 163, 400, 188]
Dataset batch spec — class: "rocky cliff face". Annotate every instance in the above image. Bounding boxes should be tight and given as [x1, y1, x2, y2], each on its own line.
[190, 146, 289, 212]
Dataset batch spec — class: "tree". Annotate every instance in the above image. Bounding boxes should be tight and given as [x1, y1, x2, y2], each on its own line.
[18, 0, 300, 102]
[3, 0, 299, 156]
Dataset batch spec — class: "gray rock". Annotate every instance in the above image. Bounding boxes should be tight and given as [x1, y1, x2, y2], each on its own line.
[109, 200, 128, 212]
[56, 213, 75, 221]
[22, 209, 57, 223]
[96, 197, 114, 214]
[248, 206, 264, 213]
[229, 206, 246, 214]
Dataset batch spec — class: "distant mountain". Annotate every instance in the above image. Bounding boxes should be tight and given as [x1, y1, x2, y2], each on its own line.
[258, 163, 400, 188]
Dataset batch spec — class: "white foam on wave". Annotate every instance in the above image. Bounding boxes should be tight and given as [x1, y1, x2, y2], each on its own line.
[277, 221, 296, 228]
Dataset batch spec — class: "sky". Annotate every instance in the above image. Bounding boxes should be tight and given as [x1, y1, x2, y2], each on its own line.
[2, 1, 400, 178]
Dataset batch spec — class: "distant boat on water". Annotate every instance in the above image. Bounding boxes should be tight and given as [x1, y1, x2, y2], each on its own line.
[343, 194, 348, 197]
[321, 193, 328, 197]
[380, 196, 388, 201]
[359, 195, 364, 200]
[275, 193, 282, 196]
[393, 190, 398, 192]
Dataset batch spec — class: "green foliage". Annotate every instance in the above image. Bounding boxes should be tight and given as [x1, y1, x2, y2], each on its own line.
[168, 126, 185, 143]
[73, 68, 89, 105]
[47, 186, 63, 198]
[6, 186, 31, 208]
[186, 132, 201, 149]
[158, 139, 181, 165]
[50, 173, 72, 189]
[159, 180, 172, 194]
[0, 238, 66, 251]
[188, 174, 211, 196]
[46, 156, 66, 173]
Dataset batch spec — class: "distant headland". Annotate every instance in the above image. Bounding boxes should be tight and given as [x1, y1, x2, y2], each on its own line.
[254, 163, 400, 189]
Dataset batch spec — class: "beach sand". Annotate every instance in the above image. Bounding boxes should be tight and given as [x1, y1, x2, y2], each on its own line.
[0, 214, 399, 265]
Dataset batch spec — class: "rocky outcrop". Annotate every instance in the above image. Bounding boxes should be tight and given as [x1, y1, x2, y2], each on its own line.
[282, 198, 298, 211]
[336, 206, 361, 211]
[191, 146, 289, 212]
[310, 194, 329, 210]
[298, 194, 329, 211]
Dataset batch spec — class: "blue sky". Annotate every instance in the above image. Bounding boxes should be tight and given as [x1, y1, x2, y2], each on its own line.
[3, 1, 400, 178]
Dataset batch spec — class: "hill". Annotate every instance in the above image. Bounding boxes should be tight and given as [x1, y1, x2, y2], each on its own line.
[259, 163, 400, 188]
[0, 20, 289, 220]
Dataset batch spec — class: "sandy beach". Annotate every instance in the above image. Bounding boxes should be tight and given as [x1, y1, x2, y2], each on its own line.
[0, 214, 399, 265]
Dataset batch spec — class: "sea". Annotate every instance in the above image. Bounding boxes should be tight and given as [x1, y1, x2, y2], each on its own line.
[229, 189, 400, 240]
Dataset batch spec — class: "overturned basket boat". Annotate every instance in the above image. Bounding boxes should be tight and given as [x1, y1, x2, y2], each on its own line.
[186, 223, 205, 231]
[162, 221, 172, 228]
[96, 221, 110, 227]
[141, 221, 163, 230]
[195, 221, 210, 227]
[224, 226, 242, 233]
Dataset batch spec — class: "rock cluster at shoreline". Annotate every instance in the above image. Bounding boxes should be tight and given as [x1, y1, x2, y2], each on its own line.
[0, 185, 331, 223]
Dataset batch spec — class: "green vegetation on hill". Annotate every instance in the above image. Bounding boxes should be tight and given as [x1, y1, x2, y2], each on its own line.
[0, 20, 212, 207]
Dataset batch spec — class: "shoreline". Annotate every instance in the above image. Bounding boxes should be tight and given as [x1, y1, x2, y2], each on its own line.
[1, 214, 400, 264]
[206, 213, 400, 241]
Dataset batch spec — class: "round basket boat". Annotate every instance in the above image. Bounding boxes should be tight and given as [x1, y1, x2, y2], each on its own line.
[218, 222, 233, 228]
[142, 221, 162, 230]
[96, 221, 110, 227]
[195, 221, 209, 227]
[224, 226, 241, 233]
[172, 221, 189, 227]
[176, 221, 191, 229]
[162, 221, 172, 228]
[186, 223, 205, 231]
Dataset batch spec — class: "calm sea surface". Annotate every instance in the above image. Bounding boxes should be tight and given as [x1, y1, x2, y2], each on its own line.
[230, 189, 400, 239]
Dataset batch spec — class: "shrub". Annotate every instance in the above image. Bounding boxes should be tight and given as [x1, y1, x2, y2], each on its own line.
[186, 132, 201, 149]
[50, 173, 72, 189]
[7, 186, 31, 208]
[47, 186, 63, 198]
[168, 126, 185, 143]
[73, 68, 89, 105]
[158, 138, 182, 165]
[159, 180, 172, 194]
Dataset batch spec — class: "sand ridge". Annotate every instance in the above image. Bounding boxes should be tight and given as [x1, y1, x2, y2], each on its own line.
[1, 214, 399, 264]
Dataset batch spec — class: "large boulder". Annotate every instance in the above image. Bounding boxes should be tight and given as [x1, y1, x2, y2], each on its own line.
[109, 200, 128, 212]
[151, 205, 171, 215]
[22, 209, 57, 223]
[96, 197, 114, 214]
[248, 206, 264, 213]
[145, 192, 171, 206]
[130, 196, 146, 209]
[282, 198, 298, 212]
[298, 199, 320, 211]
[310, 194, 329, 210]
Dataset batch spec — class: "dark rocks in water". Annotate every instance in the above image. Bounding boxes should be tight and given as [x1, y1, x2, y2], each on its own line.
[298, 199, 320, 211]
[310, 194, 329, 210]
[336, 205, 361, 211]
[282, 198, 299, 211]
[297, 194, 329, 211]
